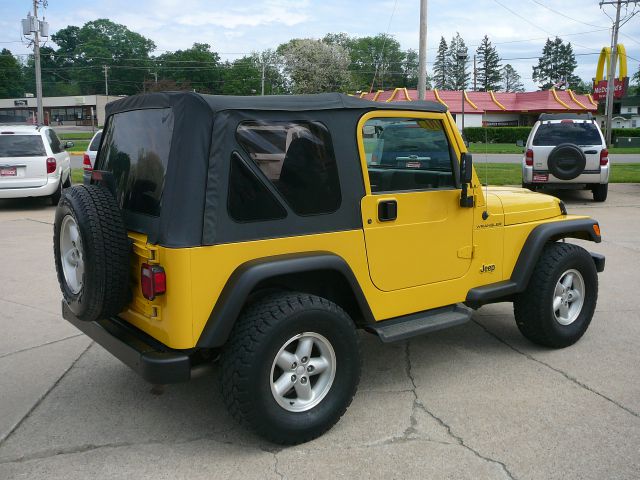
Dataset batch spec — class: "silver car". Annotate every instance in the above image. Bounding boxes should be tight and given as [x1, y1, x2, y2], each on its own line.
[522, 113, 609, 202]
[83, 129, 102, 183]
[0, 125, 73, 205]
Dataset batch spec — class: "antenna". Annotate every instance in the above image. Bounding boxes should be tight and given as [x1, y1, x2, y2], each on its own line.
[482, 112, 489, 220]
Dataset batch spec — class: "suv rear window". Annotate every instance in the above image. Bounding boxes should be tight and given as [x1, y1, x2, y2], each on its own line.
[98, 108, 174, 217]
[533, 122, 602, 146]
[89, 131, 102, 151]
[0, 135, 46, 157]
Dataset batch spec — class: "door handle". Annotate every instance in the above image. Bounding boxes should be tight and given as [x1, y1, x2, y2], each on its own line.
[378, 200, 397, 222]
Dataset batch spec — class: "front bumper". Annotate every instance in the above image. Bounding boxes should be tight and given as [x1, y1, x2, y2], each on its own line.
[62, 301, 192, 384]
[522, 164, 610, 185]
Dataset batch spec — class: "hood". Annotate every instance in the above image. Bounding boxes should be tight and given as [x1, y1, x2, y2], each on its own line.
[487, 187, 563, 225]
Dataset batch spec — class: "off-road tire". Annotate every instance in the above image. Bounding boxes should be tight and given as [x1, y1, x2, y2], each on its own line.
[514, 242, 597, 348]
[53, 184, 130, 321]
[221, 292, 361, 444]
[592, 183, 608, 202]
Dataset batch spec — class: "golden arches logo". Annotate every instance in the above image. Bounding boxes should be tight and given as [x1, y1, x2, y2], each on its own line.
[595, 44, 627, 82]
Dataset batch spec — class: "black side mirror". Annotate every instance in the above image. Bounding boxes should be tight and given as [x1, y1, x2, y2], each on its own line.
[460, 152, 473, 184]
[459, 152, 474, 208]
[64, 140, 74, 149]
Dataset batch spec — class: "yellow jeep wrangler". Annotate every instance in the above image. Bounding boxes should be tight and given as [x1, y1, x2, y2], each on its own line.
[53, 92, 604, 444]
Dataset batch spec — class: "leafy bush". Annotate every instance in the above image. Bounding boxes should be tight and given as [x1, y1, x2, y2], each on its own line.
[612, 128, 640, 143]
[464, 127, 532, 143]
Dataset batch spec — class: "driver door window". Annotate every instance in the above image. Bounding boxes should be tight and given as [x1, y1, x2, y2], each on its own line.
[363, 118, 456, 193]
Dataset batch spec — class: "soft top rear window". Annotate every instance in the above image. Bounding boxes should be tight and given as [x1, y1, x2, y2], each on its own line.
[533, 122, 602, 146]
[0, 135, 46, 157]
[98, 108, 173, 217]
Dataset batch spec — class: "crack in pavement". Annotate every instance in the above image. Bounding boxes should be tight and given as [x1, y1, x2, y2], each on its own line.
[0, 342, 93, 446]
[0, 333, 83, 360]
[472, 319, 639, 419]
[272, 451, 285, 480]
[0, 432, 256, 465]
[403, 342, 517, 480]
[0, 297, 60, 316]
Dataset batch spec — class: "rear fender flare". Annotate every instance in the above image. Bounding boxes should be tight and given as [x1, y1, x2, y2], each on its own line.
[196, 252, 373, 348]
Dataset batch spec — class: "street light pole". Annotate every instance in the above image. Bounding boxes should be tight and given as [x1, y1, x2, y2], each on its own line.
[417, 0, 428, 100]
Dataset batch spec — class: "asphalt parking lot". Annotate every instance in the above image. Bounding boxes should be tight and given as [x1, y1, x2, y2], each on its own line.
[0, 185, 639, 480]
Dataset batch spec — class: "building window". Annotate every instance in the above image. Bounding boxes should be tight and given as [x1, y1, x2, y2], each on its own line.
[632, 120, 637, 128]
[236, 120, 341, 216]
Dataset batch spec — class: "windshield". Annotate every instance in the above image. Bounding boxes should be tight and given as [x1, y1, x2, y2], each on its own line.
[0, 135, 46, 157]
[533, 122, 602, 146]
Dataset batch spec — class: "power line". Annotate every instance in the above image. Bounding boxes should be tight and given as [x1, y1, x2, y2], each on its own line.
[529, 0, 608, 28]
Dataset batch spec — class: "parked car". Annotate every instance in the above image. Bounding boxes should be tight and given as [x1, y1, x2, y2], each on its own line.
[0, 124, 73, 205]
[82, 129, 102, 183]
[53, 92, 604, 445]
[522, 113, 609, 201]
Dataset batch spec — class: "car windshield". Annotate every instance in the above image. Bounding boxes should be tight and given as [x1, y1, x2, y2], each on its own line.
[0, 135, 46, 157]
[89, 131, 102, 151]
[533, 122, 602, 146]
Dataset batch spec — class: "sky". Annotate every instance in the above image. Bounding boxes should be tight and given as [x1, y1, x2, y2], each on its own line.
[1, 0, 639, 90]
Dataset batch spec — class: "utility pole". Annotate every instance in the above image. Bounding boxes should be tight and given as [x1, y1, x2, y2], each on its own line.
[473, 54, 477, 91]
[600, 0, 639, 146]
[22, 2, 48, 125]
[604, 0, 622, 146]
[417, 0, 428, 100]
[261, 62, 266, 96]
[103, 65, 110, 96]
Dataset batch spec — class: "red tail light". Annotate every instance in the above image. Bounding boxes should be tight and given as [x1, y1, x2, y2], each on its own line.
[600, 148, 609, 166]
[525, 149, 534, 166]
[141, 263, 166, 300]
[46, 157, 56, 174]
[83, 153, 93, 171]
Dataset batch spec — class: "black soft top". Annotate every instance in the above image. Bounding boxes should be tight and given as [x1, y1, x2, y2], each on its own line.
[100, 92, 448, 248]
[105, 91, 447, 117]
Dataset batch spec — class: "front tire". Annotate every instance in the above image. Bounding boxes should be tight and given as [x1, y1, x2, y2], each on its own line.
[221, 292, 361, 444]
[514, 242, 597, 348]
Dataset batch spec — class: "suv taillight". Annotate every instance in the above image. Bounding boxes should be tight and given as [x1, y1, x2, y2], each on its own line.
[600, 148, 609, 166]
[46, 157, 56, 174]
[525, 149, 534, 166]
[83, 153, 93, 171]
[141, 263, 166, 300]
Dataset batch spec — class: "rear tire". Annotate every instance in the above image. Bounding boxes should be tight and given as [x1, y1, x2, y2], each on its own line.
[592, 183, 608, 202]
[221, 292, 361, 444]
[53, 184, 130, 321]
[513, 242, 597, 348]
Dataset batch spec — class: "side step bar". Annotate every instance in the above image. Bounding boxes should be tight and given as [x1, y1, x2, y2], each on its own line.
[369, 304, 473, 343]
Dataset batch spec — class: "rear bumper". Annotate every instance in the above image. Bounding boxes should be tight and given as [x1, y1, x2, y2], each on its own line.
[0, 175, 60, 199]
[62, 301, 191, 384]
[522, 164, 609, 185]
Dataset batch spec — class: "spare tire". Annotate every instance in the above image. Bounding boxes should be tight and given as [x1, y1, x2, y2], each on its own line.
[53, 184, 130, 321]
[547, 143, 586, 180]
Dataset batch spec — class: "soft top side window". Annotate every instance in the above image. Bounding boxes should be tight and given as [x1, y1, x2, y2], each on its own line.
[236, 120, 341, 216]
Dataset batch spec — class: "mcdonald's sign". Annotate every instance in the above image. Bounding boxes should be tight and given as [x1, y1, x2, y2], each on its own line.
[592, 44, 629, 102]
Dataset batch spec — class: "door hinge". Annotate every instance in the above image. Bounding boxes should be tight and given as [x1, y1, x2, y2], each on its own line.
[457, 245, 474, 259]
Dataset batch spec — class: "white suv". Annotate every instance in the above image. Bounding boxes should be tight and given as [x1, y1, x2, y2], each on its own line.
[0, 125, 73, 205]
[522, 113, 609, 202]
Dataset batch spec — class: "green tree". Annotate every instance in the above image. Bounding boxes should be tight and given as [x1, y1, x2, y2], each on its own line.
[0, 49, 25, 98]
[277, 39, 351, 94]
[50, 19, 156, 95]
[571, 78, 592, 94]
[532, 37, 580, 90]
[432, 37, 449, 89]
[475, 35, 501, 91]
[500, 64, 525, 92]
[448, 32, 469, 90]
[156, 43, 221, 93]
[221, 50, 286, 95]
